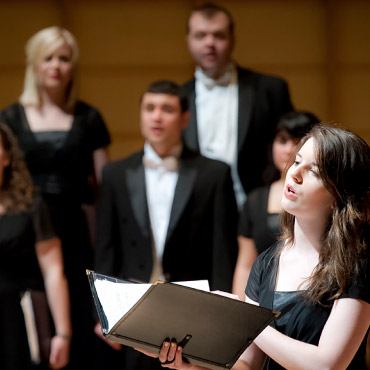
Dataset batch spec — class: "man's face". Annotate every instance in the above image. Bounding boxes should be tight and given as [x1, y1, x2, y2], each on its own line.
[140, 93, 188, 153]
[187, 11, 234, 79]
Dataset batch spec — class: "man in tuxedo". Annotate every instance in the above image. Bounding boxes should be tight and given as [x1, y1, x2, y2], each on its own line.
[183, 2, 294, 208]
[93, 80, 238, 370]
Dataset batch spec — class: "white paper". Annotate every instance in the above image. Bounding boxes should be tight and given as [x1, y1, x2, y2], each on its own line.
[174, 280, 210, 291]
[94, 280, 151, 332]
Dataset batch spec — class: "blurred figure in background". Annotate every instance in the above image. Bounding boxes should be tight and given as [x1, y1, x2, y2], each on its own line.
[94, 80, 238, 370]
[0, 26, 111, 370]
[182, 2, 293, 208]
[0, 123, 71, 370]
[233, 111, 320, 299]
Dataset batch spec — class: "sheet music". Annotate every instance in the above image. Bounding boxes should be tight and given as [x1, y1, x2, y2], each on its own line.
[94, 279, 151, 331]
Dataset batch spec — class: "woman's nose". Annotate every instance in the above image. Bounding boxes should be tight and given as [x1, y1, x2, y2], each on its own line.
[290, 166, 303, 184]
[50, 57, 60, 68]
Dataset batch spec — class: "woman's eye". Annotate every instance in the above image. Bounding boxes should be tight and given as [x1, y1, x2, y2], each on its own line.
[309, 169, 319, 176]
[60, 56, 70, 62]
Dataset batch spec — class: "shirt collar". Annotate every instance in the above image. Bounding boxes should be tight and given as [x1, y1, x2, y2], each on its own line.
[144, 142, 182, 163]
[195, 62, 236, 89]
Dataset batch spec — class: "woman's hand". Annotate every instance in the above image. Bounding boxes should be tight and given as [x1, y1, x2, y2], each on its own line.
[94, 322, 122, 350]
[158, 338, 180, 367]
[136, 338, 206, 370]
[49, 334, 70, 369]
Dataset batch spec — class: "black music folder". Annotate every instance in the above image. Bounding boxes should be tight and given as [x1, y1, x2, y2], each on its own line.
[87, 270, 278, 370]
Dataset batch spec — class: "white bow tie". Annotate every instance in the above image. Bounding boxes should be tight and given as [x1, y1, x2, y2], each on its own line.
[195, 67, 233, 89]
[143, 156, 179, 172]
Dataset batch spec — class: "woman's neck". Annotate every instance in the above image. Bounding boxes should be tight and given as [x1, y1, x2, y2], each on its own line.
[39, 88, 67, 110]
[292, 217, 325, 255]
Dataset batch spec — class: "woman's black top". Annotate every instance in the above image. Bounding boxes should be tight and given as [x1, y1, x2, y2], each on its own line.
[246, 244, 369, 370]
[0, 101, 111, 204]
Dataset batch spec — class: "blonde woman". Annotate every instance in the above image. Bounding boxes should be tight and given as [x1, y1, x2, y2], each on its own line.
[0, 27, 111, 369]
[0, 123, 71, 370]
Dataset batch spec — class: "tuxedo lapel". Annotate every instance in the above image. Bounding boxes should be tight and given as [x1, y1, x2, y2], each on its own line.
[237, 68, 254, 152]
[165, 158, 197, 242]
[182, 80, 200, 151]
[126, 160, 150, 237]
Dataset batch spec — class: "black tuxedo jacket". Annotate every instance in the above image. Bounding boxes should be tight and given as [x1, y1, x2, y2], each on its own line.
[182, 66, 293, 194]
[95, 146, 238, 292]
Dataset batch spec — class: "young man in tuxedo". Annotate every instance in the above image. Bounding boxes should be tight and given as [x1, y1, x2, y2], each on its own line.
[183, 2, 294, 208]
[93, 80, 238, 370]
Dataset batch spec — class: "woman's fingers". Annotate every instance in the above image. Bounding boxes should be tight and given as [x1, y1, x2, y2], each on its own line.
[167, 338, 177, 362]
[159, 338, 172, 364]
[159, 338, 180, 364]
[173, 346, 185, 368]
[136, 337, 191, 369]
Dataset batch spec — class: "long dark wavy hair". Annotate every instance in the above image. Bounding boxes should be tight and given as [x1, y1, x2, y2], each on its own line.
[281, 124, 370, 304]
[0, 123, 34, 212]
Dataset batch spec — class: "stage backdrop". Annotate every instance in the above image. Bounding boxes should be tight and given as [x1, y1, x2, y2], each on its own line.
[0, 0, 369, 159]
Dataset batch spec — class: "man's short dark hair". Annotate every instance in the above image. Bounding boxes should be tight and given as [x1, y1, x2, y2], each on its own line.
[144, 80, 189, 112]
[187, 2, 235, 36]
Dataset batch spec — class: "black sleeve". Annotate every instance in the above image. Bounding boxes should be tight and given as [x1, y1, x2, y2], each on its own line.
[341, 255, 370, 303]
[31, 196, 56, 242]
[82, 104, 111, 151]
[245, 246, 278, 304]
[238, 193, 256, 238]
[0, 104, 22, 135]
[90, 110, 111, 150]
[245, 253, 263, 302]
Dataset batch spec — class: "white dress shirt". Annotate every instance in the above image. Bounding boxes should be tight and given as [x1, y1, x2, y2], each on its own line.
[195, 63, 246, 207]
[143, 143, 180, 281]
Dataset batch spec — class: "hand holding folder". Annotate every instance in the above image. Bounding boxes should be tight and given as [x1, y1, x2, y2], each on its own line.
[87, 270, 279, 370]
